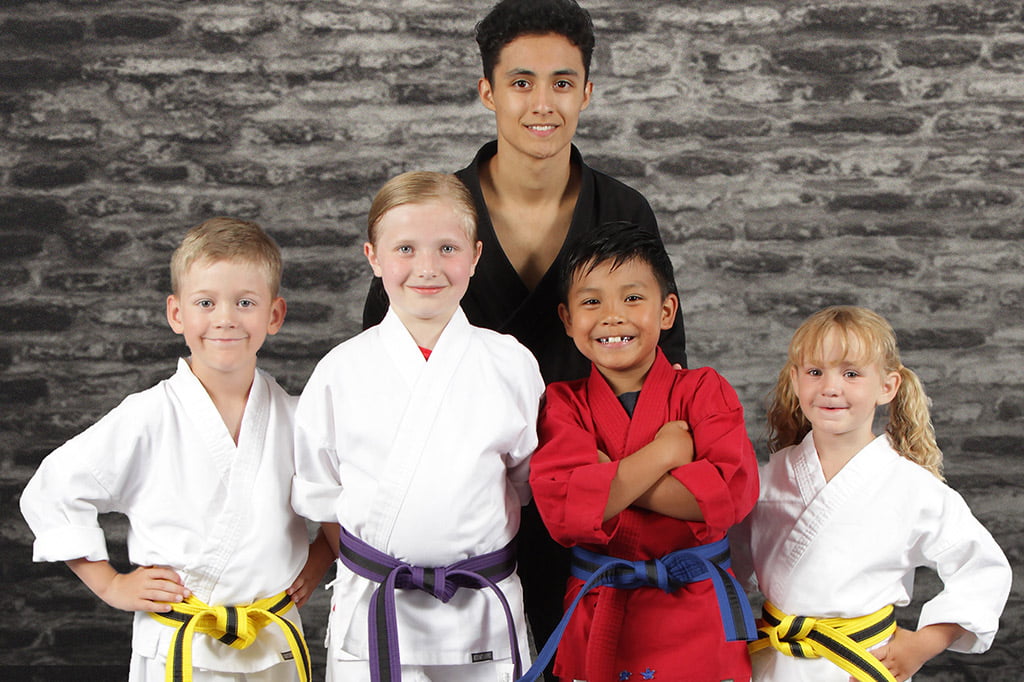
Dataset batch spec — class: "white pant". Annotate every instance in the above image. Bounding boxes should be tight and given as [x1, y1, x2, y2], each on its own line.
[327, 658, 517, 682]
[129, 652, 301, 682]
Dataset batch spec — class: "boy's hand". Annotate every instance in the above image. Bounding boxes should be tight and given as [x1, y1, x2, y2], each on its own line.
[67, 558, 188, 613]
[104, 566, 190, 612]
[653, 420, 693, 468]
[863, 624, 965, 682]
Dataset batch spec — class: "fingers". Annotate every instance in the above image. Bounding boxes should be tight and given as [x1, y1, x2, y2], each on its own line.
[107, 566, 190, 613]
[288, 582, 310, 608]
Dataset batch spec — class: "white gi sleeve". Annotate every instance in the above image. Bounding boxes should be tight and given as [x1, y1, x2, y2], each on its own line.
[911, 484, 1011, 653]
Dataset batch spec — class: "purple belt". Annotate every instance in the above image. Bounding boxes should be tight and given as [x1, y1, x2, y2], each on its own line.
[338, 526, 523, 682]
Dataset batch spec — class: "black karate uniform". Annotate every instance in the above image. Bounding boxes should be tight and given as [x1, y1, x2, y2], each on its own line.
[362, 140, 688, 660]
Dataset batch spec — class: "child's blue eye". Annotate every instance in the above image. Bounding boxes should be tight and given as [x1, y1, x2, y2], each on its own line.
[198, 300, 213, 308]
[397, 245, 413, 254]
[440, 245, 456, 254]
[238, 299, 255, 308]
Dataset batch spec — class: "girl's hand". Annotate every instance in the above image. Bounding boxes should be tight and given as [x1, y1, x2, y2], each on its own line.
[861, 624, 966, 682]
[288, 529, 336, 608]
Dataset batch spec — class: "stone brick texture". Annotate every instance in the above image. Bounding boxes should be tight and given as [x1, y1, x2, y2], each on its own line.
[1, 0, 1021, 679]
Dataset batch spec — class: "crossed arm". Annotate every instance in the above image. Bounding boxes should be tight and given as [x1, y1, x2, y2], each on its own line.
[599, 420, 703, 523]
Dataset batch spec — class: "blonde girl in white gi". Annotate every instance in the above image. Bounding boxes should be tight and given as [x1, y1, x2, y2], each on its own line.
[292, 172, 542, 682]
[742, 305, 1011, 682]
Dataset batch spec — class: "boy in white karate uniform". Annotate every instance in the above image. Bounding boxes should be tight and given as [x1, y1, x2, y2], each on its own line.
[292, 172, 544, 682]
[21, 218, 335, 682]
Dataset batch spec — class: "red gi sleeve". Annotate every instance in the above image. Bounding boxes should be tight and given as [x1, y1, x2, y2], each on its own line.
[670, 368, 759, 537]
[529, 381, 621, 546]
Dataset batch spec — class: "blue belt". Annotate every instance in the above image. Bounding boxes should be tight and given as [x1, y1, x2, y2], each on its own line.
[516, 536, 756, 681]
[337, 526, 522, 682]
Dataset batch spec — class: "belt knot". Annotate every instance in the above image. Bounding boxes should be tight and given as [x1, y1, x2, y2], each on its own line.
[765, 613, 819, 657]
[403, 565, 453, 602]
[150, 592, 309, 682]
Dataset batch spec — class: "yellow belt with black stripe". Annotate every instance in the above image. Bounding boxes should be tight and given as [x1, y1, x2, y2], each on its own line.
[749, 601, 897, 682]
[150, 592, 310, 682]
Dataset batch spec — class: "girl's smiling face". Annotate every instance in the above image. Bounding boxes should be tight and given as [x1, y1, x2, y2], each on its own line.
[364, 199, 482, 341]
[790, 330, 901, 449]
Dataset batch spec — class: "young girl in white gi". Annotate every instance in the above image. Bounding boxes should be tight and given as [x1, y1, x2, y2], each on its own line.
[742, 305, 1011, 682]
[21, 218, 335, 682]
[291, 172, 543, 682]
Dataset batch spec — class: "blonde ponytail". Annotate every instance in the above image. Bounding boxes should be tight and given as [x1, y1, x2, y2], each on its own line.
[886, 365, 944, 480]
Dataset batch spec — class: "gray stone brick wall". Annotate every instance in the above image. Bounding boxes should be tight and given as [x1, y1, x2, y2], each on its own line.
[1, 1, 1020, 679]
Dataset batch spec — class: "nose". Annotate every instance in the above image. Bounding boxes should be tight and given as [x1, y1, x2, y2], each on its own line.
[531, 86, 553, 114]
[821, 371, 841, 396]
[214, 308, 238, 328]
[601, 301, 625, 325]
[415, 251, 439, 278]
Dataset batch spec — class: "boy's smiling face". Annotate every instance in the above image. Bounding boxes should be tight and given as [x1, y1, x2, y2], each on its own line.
[166, 258, 285, 387]
[558, 257, 678, 395]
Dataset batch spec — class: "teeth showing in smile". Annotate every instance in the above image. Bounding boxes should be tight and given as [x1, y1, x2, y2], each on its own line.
[598, 336, 633, 344]
[528, 125, 556, 131]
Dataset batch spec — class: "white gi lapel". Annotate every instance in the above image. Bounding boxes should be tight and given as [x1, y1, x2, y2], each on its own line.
[176, 361, 270, 599]
[773, 434, 893, 597]
[364, 308, 472, 551]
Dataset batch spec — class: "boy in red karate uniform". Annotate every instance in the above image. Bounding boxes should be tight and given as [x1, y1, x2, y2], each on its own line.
[529, 221, 758, 682]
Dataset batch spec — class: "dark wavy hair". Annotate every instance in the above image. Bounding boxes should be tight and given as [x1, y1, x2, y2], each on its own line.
[475, 0, 595, 82]
[559, 221, 677, 304]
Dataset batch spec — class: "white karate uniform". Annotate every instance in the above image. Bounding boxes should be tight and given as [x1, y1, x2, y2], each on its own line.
[20, 359, 309, 677]
[292, 307, 543, 674]
[744, 433, 1011, 681]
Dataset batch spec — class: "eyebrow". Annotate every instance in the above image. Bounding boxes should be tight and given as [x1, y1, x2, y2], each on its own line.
[505, 67, 581, 77]
[573, 282, 650, 296]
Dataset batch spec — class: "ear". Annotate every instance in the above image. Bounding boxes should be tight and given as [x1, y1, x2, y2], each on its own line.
[557, 302, 573, 337]
[878, 369, 902, 406]
[469, 240, 483, 276]
[166, 295, 184, 334]
[659, 293, 679, 330]
[580, 79, 593, 112]
[364, 242, 383, 277]
[267, 297, 287, 336]
[478, 77, 496, 112]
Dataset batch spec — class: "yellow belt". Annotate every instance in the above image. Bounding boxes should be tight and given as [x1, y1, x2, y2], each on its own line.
[150, 591, 310, 682]
[749, 601, 897, 682]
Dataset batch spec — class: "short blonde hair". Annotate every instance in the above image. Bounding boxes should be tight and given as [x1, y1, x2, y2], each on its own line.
[170, 217, 283, 297]
[766, 305, 944, 479]
[367, 172, 477, 245]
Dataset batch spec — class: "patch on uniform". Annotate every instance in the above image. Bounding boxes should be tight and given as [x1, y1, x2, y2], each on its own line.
[281, 651, 294, 661]
[472, 651, 494, 663]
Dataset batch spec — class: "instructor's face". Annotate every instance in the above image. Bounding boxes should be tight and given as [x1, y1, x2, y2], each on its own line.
[478, 33, 592, 162]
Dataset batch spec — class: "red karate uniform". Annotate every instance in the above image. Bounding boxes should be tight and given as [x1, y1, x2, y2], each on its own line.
[530, 350, 758, 682]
